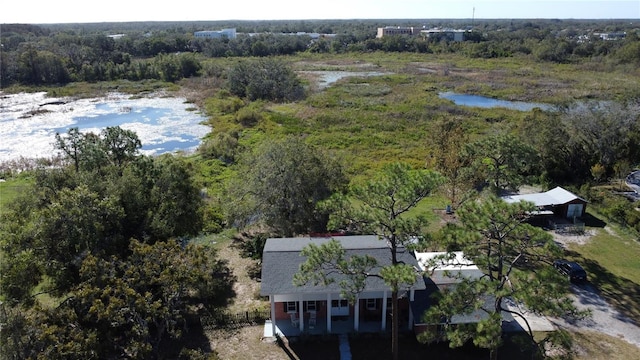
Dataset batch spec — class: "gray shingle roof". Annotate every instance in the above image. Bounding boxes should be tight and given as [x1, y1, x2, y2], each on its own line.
[260, 235, 426, 296]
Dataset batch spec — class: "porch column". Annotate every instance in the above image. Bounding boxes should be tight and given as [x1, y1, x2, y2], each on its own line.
[299, 298, 304, 332]
[408, 289, 415, 330]
[354, 296, 360, 331]
[270, 295, 276, 335]
[327, 293, 332, 332]
[381, 290, 387, 331]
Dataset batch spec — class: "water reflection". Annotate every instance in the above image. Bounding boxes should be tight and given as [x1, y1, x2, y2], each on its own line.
[0, 92, 209, 161]
[439, 92, 553, 111]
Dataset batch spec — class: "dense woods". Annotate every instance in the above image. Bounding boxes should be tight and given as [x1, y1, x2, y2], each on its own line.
[1, 127, 234, 358]
[1, 18, 640, 359]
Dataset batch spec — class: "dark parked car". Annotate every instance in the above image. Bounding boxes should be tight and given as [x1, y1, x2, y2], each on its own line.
[553, 259, 587, 283]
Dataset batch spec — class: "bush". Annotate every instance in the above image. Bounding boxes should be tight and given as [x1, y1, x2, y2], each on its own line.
[202, 204, 225, 234]
[227, 58, 305, 102]
[235, 108, 263, 127]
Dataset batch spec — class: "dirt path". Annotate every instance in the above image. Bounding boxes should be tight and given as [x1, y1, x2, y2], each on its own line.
[549, 282, 640, 348]
[216, 238, 266, 313]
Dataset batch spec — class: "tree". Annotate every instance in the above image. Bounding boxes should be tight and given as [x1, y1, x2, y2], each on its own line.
[419, 196, 585, 359]
[54, 126, 141, 173]
[100, 126, 142, 169]
[0, 240, 234, 359]
[36, 185, 125, 294]
[465, 133, 539, 194]
[428, 117, 475, 209]
[226, 58, 305, 102]
[55, 127, 84, 172]
[294, 162, 443, 360]
[561, 101, 640, 179]
[147, 155, 204, 240]
[1, 136, 203, 302]
[519, 109, 581, 184]
[227, 136, 347, 237]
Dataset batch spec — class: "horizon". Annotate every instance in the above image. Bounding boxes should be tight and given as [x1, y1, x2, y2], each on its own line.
[2, 1, 638, 25]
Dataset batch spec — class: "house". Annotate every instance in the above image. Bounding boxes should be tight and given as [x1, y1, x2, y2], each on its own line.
[411, 251, 489, 336]
[501, 186, 587, 219]
[260, 235, 426, 337]
[410, 251, 555, 336]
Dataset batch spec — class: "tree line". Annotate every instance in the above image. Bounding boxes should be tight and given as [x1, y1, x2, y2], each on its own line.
[2, 19, 639, 87]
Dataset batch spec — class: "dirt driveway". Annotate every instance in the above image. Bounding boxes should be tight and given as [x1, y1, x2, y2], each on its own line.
[551, 230, 640, 348]
[549, 282, 640, 348]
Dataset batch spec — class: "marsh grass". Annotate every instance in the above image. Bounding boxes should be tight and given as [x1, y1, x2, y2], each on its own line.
[243, 52, 640, 176]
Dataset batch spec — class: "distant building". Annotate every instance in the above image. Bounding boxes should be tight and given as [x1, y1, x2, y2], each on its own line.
[376, 26, 420, 38]
[376, 26, 467, 42]
[194, 28, 237, 39]
[594, 32, 626, 41]
[420, 28, 467, 42]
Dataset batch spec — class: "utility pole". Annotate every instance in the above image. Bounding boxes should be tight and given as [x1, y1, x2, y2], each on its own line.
[472, 7, 475, 26]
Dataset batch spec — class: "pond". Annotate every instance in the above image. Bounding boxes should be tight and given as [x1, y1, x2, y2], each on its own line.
[439, 92, 553, 111]
[299, 70, 391, 89]
[0, 92, 210, 162]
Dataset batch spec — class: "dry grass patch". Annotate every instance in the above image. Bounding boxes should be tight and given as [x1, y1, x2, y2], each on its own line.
[206, 326, 284, 360]
[206, 326, 340, 360]
[570, 330, 640, 360]
[214, 236, 267, 314]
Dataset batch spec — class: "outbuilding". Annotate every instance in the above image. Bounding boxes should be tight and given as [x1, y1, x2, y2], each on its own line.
[501, 186, 587, 219]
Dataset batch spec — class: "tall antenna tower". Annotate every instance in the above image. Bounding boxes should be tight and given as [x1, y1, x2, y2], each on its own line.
[472, 7, 475, 26]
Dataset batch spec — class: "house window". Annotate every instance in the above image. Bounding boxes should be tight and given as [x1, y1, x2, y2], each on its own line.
[285, 301, 297, 313]
[306, 301, 317, 312]
[332, 299, 348, 307]
[366, 298, 377, 310]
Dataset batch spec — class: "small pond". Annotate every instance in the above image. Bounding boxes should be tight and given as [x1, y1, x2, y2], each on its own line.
[300, 71, 391, 89]
[439, 92, 553, 111]
[0, 92, 209, 162]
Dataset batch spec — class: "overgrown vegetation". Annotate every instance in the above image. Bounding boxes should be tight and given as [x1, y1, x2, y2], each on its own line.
[1, 18, 640, 359]
[0, 127, 235, 358]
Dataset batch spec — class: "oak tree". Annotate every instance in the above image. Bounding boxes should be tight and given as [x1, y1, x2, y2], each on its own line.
[227, 136, 347, 237]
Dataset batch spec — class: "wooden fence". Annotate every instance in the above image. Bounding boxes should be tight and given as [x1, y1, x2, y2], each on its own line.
[201, 309, 271, 330]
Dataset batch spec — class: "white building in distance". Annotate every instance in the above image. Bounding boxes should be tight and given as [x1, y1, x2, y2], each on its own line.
[376, 26, 468, 42]
[194, 28, 237, 39]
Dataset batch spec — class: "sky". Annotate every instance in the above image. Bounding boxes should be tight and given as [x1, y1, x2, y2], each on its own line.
[1, 0, 638, 24]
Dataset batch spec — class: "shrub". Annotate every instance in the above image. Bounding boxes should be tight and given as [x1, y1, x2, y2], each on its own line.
[235, 108, 263, 127]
